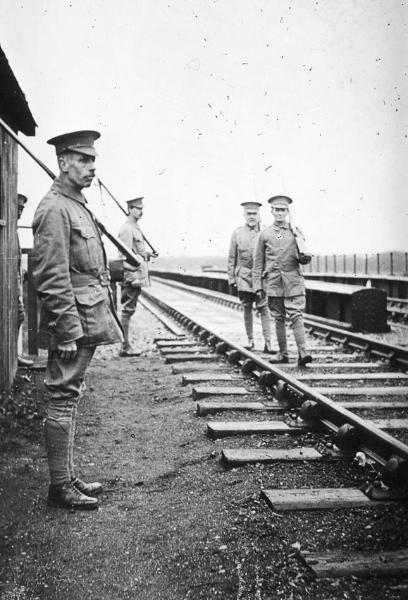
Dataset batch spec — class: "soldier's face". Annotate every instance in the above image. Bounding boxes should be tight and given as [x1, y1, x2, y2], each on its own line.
[244, 209, 260, 228]
[271, 206, 288, 223]
[59, 152, 96, 189]
[130, 206, 143, 220]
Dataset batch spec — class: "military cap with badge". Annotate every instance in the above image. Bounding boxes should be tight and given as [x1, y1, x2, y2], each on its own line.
[17, 193, 28, 207]
[47, 130, 100, 157]
[126, 197, 144, 210]
[241, 201, 262, 208]
[267, 195, 293, 207]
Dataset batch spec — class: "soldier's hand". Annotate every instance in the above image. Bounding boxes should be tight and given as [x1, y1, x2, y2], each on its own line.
[143, 250, 159, 261]
[57, 340, 78, 361]
[229, 284, 237, 295]
[255, 289, 265, 301]
[298, 252, 312, 265]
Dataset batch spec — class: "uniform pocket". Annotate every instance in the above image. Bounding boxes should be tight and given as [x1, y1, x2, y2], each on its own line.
[74, 285, 112, 344]
[238, 249, 252, 266]
[74, 286, 106, 307]
[71, 221, 100, 271]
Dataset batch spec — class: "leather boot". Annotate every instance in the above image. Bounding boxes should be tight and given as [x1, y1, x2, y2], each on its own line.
[243, 306, 254, 342]
[263, 344, 278, 355]
[72, 477, 103, 497]
[68, 409, 103, 497]
[119, 314, 141, 356]
[44, 414, 71, 486]
[259, 305, 273, 352]
[120, 313, 131, 353]
[298, 352, 313, 367]
[47, 481, 98, 510]
[268, 352, 289, 364]
[291, 315, 312, 367]
[275, 319, 288, 358]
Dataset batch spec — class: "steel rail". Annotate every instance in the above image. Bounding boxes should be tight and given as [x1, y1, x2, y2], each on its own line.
[141, 285, 408, 468]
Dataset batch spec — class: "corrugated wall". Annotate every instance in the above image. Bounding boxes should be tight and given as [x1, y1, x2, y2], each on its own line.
[0, 127, 18, 397]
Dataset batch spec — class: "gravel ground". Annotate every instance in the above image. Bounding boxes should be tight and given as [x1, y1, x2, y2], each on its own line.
[1, 306, 408, 600]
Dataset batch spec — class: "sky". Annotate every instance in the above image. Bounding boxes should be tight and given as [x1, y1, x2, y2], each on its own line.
[1, 0, 408, 259]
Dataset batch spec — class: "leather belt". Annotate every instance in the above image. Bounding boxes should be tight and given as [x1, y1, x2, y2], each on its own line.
[70, 270, 110, 287]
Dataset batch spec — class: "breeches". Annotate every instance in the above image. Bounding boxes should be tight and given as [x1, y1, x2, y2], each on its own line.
[45, 346, 96, 404]
[121, 283, 141, 317]
[238, 290, 268, 310]
[268, 295, 305, 324]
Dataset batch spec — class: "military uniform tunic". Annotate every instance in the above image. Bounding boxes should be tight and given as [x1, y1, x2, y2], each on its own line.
[252, 223, 306, 297]
[32, 178, 123, 349]
[227, 224, 260, 293]
[118, 217, 149, 288]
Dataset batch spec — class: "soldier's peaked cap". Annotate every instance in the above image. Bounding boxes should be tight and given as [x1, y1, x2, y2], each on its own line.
[17, 193, 28, 206]
[241, 201, 262, 208]
[126, 197, 144, 207]
[267, 195, 293, 207]
[47, 130, 100, 157]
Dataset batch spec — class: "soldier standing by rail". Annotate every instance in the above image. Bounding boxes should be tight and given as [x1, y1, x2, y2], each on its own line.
[32, 130, 123, 510]
[227, 201, 274, 353]
[118, 197, 157, 357]
[253, 195, 312, 366]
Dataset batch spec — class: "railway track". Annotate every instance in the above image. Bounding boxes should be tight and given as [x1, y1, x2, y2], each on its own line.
[175, 268, 408, 325]
[139, 277, 408, 582]
[388, 297, 408, 324]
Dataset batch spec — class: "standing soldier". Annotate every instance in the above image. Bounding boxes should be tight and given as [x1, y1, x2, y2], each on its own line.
[16, 194, 33, 367]
[118, 197, 156, 357]
[253, 195, 312, 366]
[32, 130, 123, 510]
[227, 201, 274, 352]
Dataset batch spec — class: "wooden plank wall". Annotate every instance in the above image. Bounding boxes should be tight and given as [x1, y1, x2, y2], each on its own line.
[0, 127, 18, 397]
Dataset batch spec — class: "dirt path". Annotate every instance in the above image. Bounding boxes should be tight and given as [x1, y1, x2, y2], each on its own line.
[1, 307, 407, 600]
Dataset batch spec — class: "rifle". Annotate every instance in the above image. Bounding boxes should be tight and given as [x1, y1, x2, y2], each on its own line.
[0, 117, 142, 268]
[288, 209, 312, 265]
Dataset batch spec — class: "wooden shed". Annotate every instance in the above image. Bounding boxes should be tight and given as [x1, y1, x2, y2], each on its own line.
[0, 45, 36, 397]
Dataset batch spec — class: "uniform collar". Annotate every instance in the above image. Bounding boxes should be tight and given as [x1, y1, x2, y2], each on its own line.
[244, 223, 260, 232]
[272, 221, 289, 230]
[51, 177, 87, 205]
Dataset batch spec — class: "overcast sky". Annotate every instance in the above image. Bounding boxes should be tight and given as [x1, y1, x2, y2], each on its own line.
[2, 0, 407, 259]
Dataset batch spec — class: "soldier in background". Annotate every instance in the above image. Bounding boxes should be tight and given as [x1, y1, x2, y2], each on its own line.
[118, 197, 157, 357]
[227, 201, 274, 353]
[253, 195, 312, 366]
[16, 194, 33, 367]
[33, 130, 123, 510]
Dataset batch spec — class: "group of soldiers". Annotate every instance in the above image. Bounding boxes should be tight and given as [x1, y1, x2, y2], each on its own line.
[228, 197, 312, 366]
[25, 129, 311, 510]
